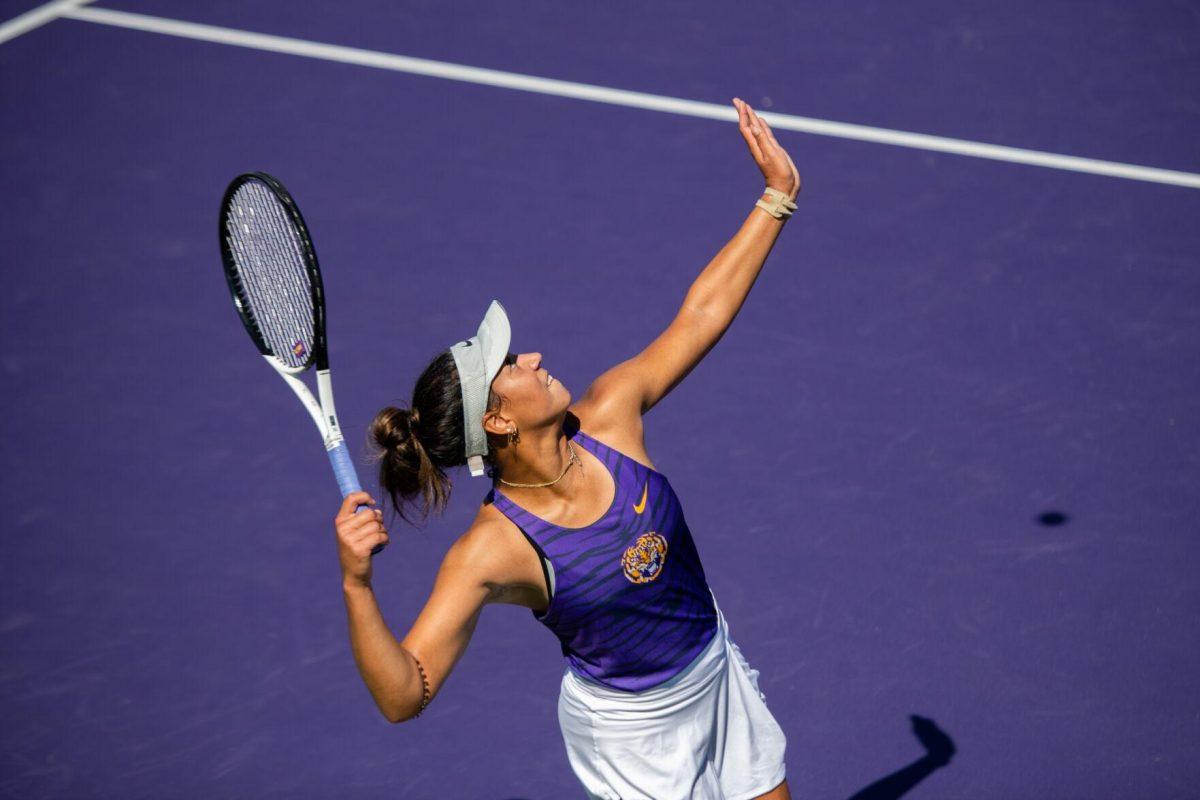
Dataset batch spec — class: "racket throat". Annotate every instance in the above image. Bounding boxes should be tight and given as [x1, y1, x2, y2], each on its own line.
[316, 368, 347, 448]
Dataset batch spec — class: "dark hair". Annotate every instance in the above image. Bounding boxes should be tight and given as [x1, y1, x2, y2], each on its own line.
[368, 351, 502, 527]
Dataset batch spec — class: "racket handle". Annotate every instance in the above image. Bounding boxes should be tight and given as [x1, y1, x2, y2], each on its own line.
[327, 442, 388, 556]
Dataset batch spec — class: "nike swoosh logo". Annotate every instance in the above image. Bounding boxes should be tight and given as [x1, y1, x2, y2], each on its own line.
[633, 482, 648, 514]
[460, 340, 473, 347]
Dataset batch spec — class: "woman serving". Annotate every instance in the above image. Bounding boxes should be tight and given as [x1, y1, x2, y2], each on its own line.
[335, 97, 801, 800]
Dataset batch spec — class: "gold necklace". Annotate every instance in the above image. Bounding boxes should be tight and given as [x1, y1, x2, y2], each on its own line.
[497, 439, 582, 488]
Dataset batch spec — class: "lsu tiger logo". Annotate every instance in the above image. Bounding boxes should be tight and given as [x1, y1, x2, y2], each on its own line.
[621, 532, 668, 584]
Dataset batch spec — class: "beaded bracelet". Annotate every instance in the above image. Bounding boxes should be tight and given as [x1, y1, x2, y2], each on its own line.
[756, 186, 799, 220]
[410, 652, 432, 718]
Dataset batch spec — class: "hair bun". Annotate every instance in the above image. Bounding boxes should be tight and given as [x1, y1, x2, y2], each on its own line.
[369, 406, 419, 455]
[368, 350, 461, 528]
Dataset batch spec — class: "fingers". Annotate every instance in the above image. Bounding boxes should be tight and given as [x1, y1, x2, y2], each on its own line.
[738, 99, 782, 175]
[354, 525, 389, 548]
[747, 103, 783, 163]
[342, 506, 389, 550]
[749, 104, 774, 142]
[354, 521, 389, 550]
[740, 99, 771, 147]
[336, 495, 387, 548]
[735, 97, 800, 197]
[755, 112, 796, 182]
[733, 98, 765, 164]
[344, 506, 384, 536]
[338, 491, 374, 520]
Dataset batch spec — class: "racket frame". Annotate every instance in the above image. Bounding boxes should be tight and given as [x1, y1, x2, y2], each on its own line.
[219, 172, 382, 552]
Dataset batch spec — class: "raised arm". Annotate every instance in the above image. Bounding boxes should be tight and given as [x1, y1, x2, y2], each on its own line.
[584, 98, 801, 417]
[336, 493, 500, 723]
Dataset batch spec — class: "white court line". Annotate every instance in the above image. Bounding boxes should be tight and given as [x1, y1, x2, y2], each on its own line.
[59, 5, 1200, 190]
[0, 0, 92, 45]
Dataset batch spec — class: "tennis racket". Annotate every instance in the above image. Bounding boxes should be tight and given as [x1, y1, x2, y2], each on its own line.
[218, 172, 385, 556]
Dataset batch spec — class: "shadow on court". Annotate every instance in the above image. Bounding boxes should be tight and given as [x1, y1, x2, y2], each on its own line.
[845, 715, 956, 800]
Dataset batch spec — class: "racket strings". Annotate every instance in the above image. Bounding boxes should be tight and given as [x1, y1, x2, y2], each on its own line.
[224, 181, 317, 369]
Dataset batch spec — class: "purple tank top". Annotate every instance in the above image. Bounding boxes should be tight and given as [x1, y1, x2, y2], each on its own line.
[486, 423, 718, 692]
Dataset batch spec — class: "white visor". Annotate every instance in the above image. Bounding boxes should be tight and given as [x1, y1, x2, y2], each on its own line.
[448, 300, 511, 477]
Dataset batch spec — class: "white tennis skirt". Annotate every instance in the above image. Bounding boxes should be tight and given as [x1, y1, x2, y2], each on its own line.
[557, 588, 788, 800]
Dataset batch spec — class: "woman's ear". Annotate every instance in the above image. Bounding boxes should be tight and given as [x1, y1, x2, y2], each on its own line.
[482, 410, 510, 437]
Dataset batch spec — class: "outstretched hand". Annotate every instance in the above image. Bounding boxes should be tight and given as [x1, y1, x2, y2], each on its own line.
[733, 97, 800, 200]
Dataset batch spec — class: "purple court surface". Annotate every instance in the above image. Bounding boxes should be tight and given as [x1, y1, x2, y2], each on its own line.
[2, 2, 1198, 798]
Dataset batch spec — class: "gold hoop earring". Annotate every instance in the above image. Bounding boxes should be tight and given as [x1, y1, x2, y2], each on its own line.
[507, 426, 520, 445]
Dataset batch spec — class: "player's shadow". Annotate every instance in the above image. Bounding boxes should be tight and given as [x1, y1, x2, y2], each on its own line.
[843, 715, 956, 800]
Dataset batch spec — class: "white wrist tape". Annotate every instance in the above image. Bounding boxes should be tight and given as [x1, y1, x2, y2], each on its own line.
[755, 186, 798, 220]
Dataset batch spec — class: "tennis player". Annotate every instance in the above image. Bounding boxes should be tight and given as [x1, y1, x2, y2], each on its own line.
[335, 97, 800, 799]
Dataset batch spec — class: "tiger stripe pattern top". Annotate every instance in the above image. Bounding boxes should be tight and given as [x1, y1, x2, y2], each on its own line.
[486, 422, 718, 692]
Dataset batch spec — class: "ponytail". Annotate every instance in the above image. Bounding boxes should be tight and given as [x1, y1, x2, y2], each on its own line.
[367, 351, 501, 527]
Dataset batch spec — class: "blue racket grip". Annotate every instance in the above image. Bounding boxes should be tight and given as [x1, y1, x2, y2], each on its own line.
[327, 442, 387, 556]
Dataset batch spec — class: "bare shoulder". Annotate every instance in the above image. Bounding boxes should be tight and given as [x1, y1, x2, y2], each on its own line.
[569, 378, 658, 472]
[459, 501, 553, 607]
